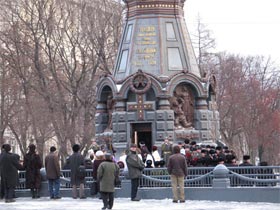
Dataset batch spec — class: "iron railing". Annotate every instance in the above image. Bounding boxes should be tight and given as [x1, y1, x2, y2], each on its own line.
[16, 166, 280, 189]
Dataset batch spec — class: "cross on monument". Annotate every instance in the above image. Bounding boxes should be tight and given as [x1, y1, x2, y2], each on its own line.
[127, 94, 154, 120]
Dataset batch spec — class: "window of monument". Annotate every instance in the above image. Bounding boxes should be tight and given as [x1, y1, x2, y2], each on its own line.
[166, 22, 176, 41]
[167, 48, 183, 70]
[127, 91, 136, 102]
[146, 88, 156, 101]
[125, 24, 133, 42]
[118, 49, 129, 72]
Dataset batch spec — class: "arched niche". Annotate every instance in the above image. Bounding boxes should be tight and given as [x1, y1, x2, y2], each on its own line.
[168, 73, 207, 98]
[207, 75, 217, 110]
[99, 86, 114, 102]
[169, 83, 196, 128]
[96, 76, 117, 101]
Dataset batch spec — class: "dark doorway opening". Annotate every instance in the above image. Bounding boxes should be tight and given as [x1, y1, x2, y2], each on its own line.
[131, 123, 152, 152]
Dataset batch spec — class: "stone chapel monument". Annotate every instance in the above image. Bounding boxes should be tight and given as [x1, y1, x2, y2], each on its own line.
[95, 0, 220, 153]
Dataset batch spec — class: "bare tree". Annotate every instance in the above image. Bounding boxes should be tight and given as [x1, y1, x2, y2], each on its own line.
[216, 53, 280, 163]
[191, 15, 216, 77]
[241, 56, 280, 163]
[0, 0, 123, 163]
[0, 46, 20, 147]
[192, 17, 280, 163]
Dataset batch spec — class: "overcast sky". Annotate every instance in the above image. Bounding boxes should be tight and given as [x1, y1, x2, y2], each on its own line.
[184, 0, 280, 64]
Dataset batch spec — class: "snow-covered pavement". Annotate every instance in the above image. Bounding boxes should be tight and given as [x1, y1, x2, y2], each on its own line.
[0, 197, 279, 210]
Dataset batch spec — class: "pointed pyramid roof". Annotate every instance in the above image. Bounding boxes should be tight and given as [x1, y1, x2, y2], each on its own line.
[113, 0, 200, 80]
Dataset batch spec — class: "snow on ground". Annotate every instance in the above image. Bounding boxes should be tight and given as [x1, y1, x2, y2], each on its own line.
[0, 197, 279, 210]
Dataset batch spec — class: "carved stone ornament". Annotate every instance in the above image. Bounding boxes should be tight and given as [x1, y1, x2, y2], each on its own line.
[210, 75, 217, 94]
[129, 69, 152, 94]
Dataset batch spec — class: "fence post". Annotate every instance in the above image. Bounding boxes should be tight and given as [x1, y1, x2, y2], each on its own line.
[212, 164, 230, 188]
[116, 179, 131, 198]
[39, 168, 50, 197]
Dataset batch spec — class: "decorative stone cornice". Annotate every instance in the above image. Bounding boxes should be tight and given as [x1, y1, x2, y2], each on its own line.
[124, 0, 185, 18]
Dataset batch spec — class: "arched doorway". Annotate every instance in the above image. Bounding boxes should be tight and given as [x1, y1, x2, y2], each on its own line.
[131, 123, 152, 152]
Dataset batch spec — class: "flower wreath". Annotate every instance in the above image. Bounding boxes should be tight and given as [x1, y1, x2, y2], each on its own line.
[129, 70, 152, 94]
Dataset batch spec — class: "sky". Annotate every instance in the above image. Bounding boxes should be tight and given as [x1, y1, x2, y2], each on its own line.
[184, 0, 280, 64]
[1, 197, 280, 210]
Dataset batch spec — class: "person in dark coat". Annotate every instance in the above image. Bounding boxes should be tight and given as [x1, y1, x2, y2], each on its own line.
[238, 155, 254, 186]
[62, 157, 70, 170]
[167, 145, 188, 203]
[0, 144, 7, 199]
[68, 144, 86, 199]
[0, 144, 22, 203]
[23, 144, 42, 199]
[239, 155, 254, 166]
[45, 146, 61, 199]
[126, 143, 145, 201]
[97, 153, 119, 210]
[196, 149, 211, 167]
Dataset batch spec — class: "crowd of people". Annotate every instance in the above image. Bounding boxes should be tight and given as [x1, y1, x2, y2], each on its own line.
[86, 138, 257, 205]
[160, 138, 243, 168]
[0, 138, 261, 208]
[0, 142, 120, 209]
[0, 143, 59, 203]
[108, 138, 249, 170]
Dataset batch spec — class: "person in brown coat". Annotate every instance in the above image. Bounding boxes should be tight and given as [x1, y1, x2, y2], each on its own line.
[45, 146, 61, 199]
[167, 145, 188, 203]
[23, 144, 42, 199]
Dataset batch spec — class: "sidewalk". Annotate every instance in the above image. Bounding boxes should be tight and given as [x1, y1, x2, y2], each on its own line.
[0, 197, 279, 210]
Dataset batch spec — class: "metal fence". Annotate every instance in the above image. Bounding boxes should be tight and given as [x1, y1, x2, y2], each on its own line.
[229, 166, 279, 187]
[16, 166, 280, 190]
[140, 166, 280, 188]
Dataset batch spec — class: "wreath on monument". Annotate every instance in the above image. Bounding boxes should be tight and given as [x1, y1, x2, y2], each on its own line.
[129, 69, 152, 94]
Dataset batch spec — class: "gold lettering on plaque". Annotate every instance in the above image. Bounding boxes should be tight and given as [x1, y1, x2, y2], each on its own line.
[133, 61, 143, 66]
[139, 26, 155, 32]
[137, 41, 156, 45]
[133, 25, 158, 68]
[149, 60, 156, 65]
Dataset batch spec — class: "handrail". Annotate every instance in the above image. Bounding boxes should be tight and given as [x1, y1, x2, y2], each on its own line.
[141, 171, 214, 183]
[229, 171, 280, 183]
[16, 166, 280, 189]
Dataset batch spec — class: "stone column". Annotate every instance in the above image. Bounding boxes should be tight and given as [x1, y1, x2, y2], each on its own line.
[96, 102, 107, 113]
[158, 96, 170, 110]
[196, 97, 208, 110]
[115, 99, 126, 112]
